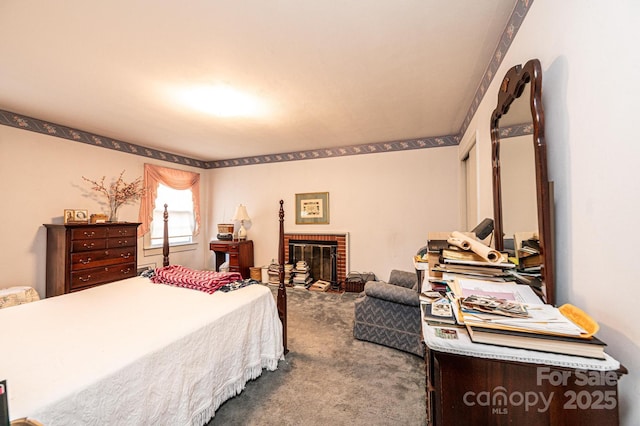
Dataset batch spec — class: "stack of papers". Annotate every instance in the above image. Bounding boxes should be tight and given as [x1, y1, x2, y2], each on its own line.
[450, 278, 588, 337]
[463, 304, 588, 337]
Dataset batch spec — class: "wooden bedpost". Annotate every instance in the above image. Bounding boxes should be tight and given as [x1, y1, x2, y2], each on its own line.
[162, 203, 169, 267]
[277, 200, 288, 354]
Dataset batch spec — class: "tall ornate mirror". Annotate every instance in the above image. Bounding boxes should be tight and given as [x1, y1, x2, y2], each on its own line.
[491, 59, 555, 305]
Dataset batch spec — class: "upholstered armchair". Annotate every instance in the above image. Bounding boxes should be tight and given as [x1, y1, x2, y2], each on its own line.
[353, 270, 424, 357]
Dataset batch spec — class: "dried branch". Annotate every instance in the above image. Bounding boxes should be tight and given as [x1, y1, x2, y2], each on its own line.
[82, 170, 145, 214]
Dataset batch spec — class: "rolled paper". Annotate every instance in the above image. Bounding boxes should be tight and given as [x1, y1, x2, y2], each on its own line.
[448, 231, 502, 263]
[447, 237, 471, 250]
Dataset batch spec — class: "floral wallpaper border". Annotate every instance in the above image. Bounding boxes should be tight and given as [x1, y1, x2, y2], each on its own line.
[206, 135, 459, 168]
[500, 123, 533, 139]
[457, 0, 533, 140]
[0, 110, 206, 168]
[0, 0, 532, 169]
[0, 109, 457, 169]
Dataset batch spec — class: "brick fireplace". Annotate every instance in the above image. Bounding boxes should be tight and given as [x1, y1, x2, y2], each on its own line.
[284, 233, 348, 288]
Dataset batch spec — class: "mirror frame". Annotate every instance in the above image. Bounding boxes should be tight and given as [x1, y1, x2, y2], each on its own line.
[490, 59, 555, 305]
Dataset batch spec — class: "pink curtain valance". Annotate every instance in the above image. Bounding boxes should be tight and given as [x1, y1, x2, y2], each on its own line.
[138, 164, 201, 237]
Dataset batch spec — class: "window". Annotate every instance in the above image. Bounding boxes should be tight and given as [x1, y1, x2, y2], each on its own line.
[149, 184, 195, 247]
[138, 164, 201, 246]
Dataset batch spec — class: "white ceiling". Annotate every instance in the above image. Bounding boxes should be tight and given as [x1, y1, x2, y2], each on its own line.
[0, 1, 517, 162]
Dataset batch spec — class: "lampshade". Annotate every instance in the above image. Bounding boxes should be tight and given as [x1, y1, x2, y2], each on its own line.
[232, 204, 251, 222]
[232, 204, 251, 240]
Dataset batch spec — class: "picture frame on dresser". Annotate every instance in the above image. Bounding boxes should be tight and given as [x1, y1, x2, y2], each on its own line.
[64, 209, 89, 224]
[74, 209, 88, 222]
[64, 209, 74, 224]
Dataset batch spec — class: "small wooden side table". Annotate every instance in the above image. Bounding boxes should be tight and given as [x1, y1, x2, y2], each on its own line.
[209, 240, 254, 278]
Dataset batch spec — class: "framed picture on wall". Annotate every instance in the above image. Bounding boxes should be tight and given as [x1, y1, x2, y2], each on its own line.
[295, 192, 329, 224]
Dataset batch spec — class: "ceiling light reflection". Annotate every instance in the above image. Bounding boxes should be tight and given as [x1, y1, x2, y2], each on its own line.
[175, 85, 267, 118]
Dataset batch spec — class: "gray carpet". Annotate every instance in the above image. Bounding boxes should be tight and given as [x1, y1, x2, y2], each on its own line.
[208, 286, 427, 426]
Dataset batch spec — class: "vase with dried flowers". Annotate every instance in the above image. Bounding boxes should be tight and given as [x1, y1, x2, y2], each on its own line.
[82, 170, 145, 222]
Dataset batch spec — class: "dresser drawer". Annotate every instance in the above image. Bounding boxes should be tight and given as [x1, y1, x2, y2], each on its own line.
[228, 252, 239, 266]
[71, 238, 108, 252]
[107, 237, 136, 248]
[107, 226, 137, 238]
[210, 243, 231, 252]
[71, 227, 108, 240]
[71, 247, 136, 270]
[70, 262, 136, 290]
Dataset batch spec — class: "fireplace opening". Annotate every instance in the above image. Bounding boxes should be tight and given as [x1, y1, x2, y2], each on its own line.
[284, 233, 347, 291]
[289, 239, 337, 288]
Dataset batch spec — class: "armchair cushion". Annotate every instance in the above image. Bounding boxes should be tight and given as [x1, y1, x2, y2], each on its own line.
[364, 281, 420, 306]
[388, 269, 419, 291]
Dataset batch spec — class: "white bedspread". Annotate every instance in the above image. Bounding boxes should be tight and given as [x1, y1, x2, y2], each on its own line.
[0, 276, 284, 425]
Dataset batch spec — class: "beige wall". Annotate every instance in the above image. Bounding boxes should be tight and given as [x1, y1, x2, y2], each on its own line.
[0, 125, 209, 296]
[207, 147, 461, 280]
[0, 125, 461, 296]
[460, 1, 640, 423]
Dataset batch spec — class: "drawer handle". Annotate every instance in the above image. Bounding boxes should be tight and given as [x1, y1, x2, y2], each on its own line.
[120, 253, 132, 259]
[80, 257, 92, 265]
[83, 242, 95, 249]
[79, 275, 91, 282]
[83, 231, 95, 237]
[121, 268, 131, 274]
[118, 240, 128, 245]
[118, 229, 129, 235]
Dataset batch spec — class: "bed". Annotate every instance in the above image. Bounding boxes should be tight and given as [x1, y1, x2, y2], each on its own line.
[1, 201, 289, 425]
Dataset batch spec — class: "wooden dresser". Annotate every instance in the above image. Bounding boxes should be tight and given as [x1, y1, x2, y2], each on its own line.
[420, 263, 626, 425]
[44, 222, 141, 297]
[424, 346, 626, 425]
[209, 240, 254, 278]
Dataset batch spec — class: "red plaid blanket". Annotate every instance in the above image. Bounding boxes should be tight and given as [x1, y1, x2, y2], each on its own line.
[150, 265, 242, 294]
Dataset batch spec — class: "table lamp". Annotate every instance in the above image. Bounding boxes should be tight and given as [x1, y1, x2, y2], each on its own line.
[232, 204, 251, 240]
